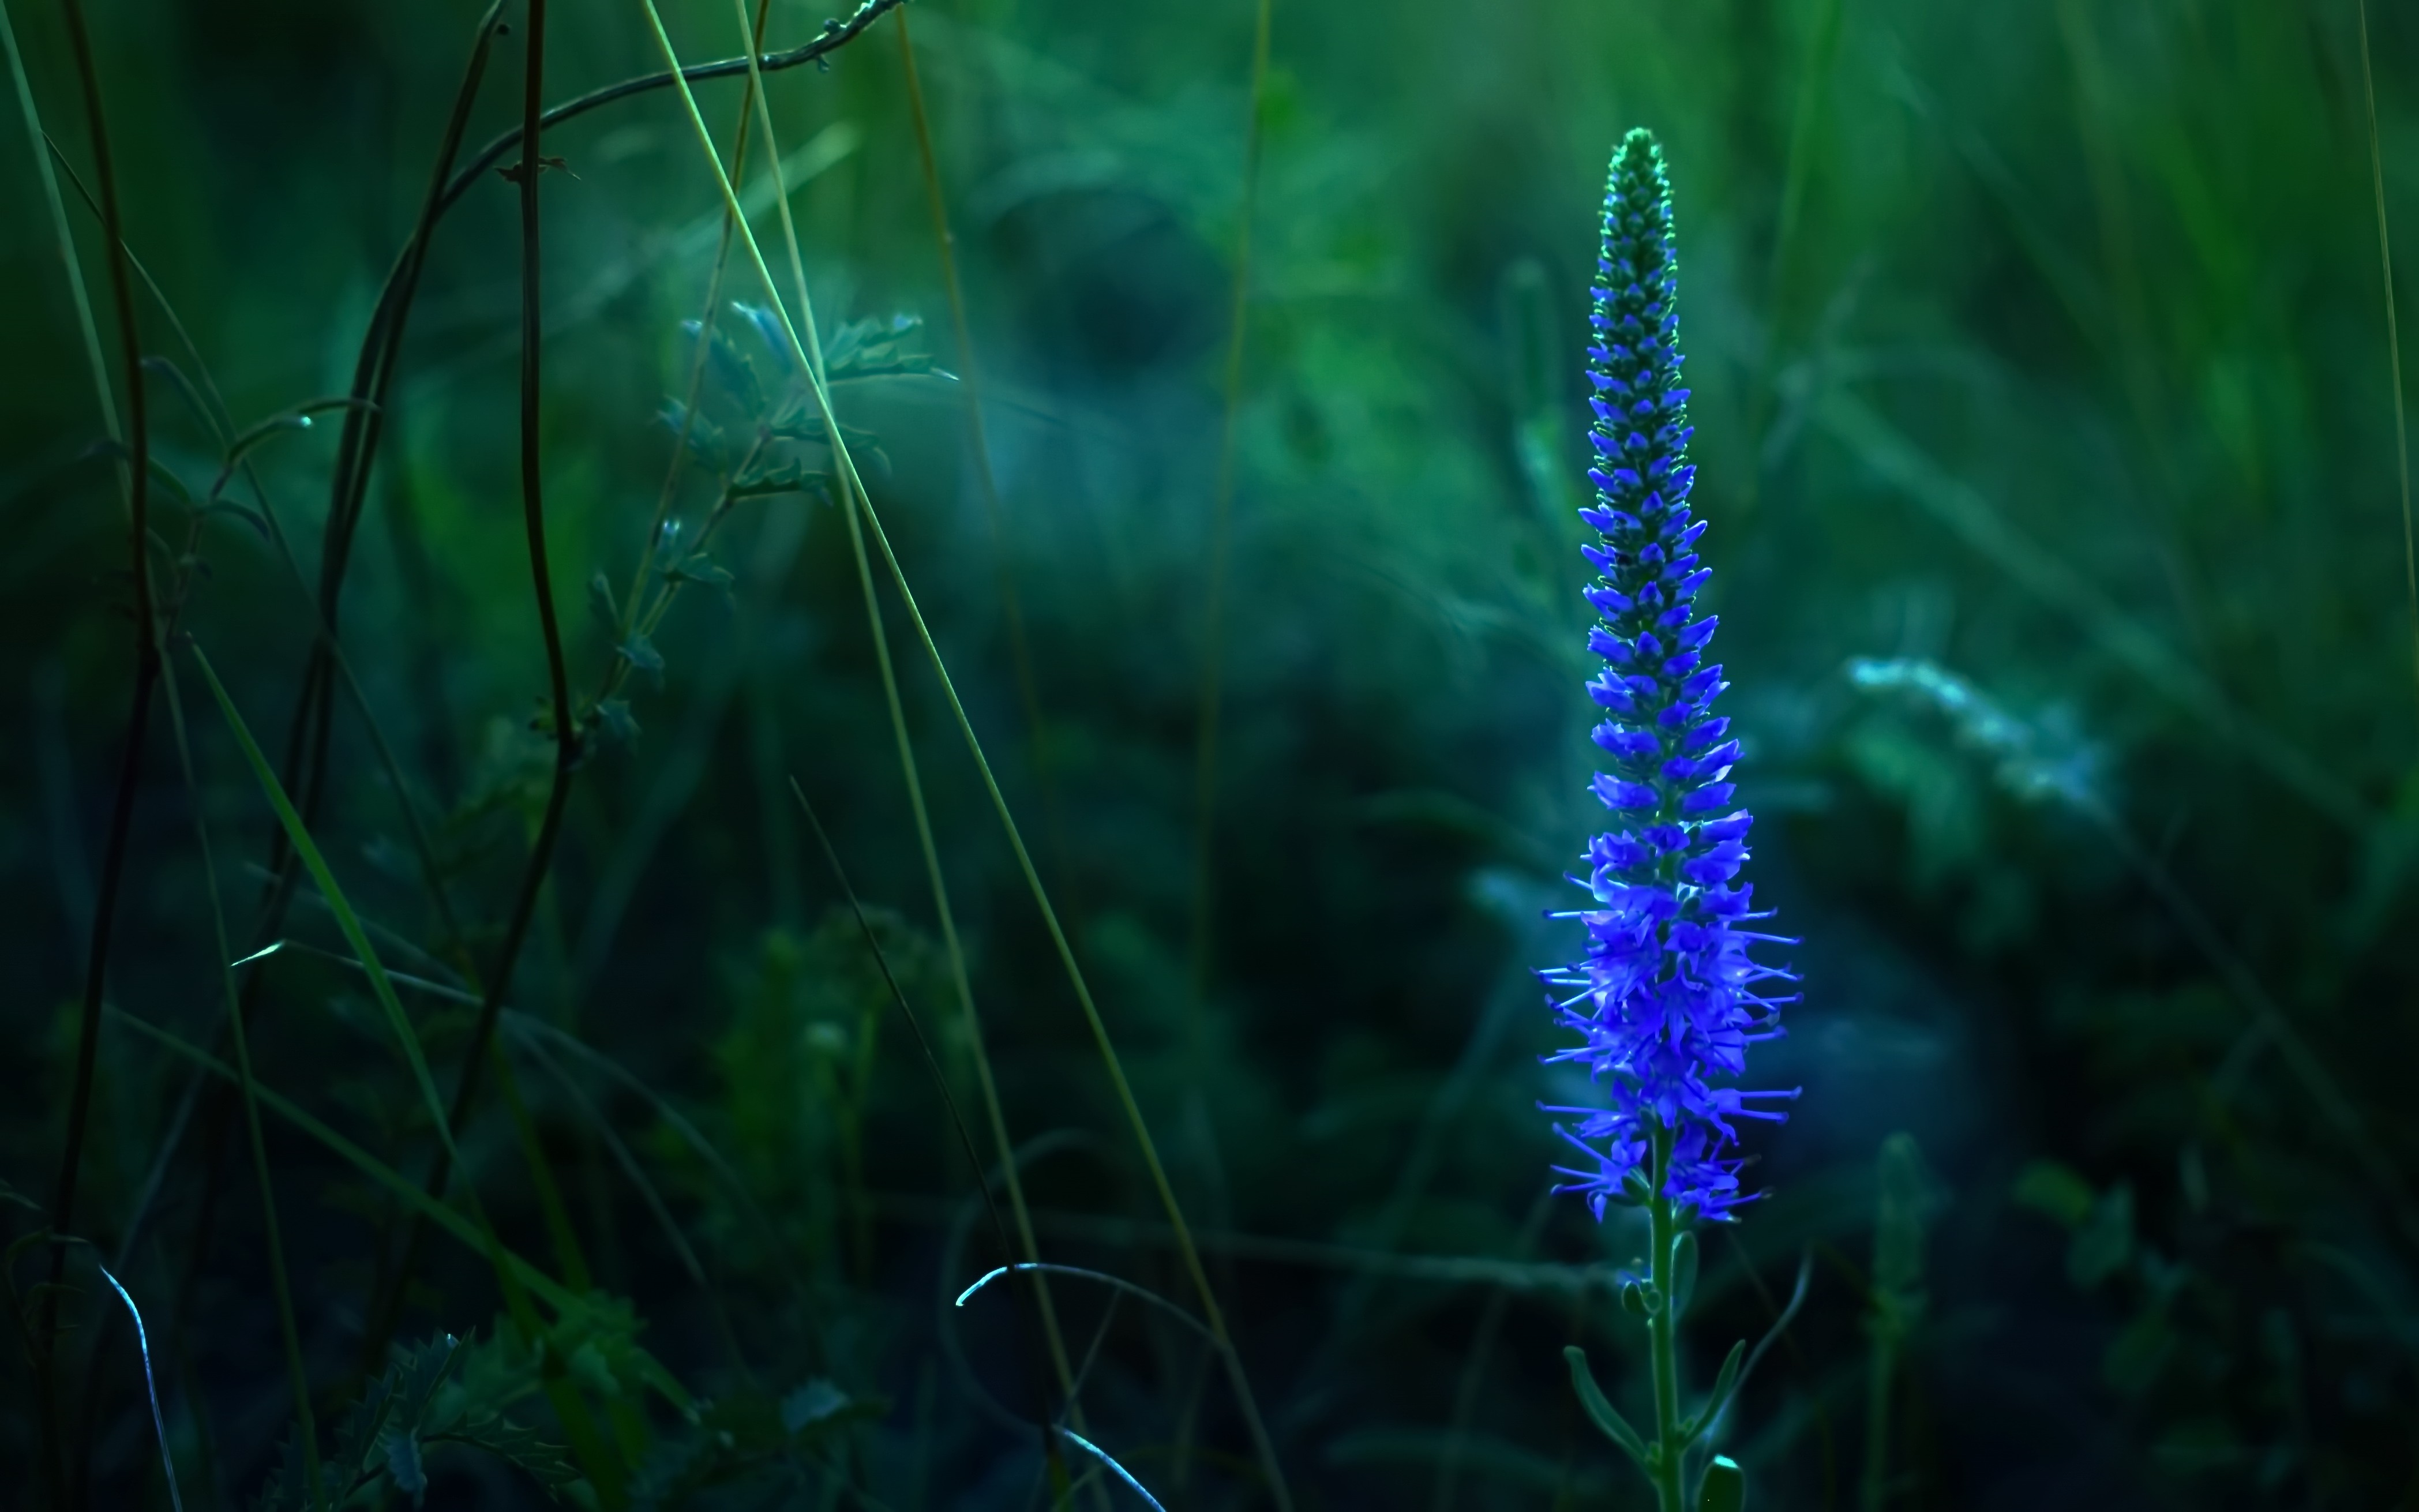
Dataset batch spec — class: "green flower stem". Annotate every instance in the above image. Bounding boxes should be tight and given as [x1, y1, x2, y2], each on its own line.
[1647, 1123, 1687, 1512]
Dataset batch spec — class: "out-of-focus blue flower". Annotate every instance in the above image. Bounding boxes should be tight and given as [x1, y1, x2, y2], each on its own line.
[1541, 130, 1798, 1222]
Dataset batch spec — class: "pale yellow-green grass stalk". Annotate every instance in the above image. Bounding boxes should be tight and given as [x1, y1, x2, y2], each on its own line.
[721, 0, 1097, 1437]
[632, 2, 1291, 1500]
[192, 647, 627, 1505]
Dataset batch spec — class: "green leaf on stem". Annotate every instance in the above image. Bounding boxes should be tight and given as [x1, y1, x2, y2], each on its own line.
[592, 699, 639, 747]
[618, 633, 664, 681]
[1683, 1339, 1746, 1442]
[665, 554, 733, 590]
[1562, 1345, 1648, 1468]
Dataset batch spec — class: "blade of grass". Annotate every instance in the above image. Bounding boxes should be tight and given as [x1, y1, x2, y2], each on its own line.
[893, 5, 1077, 922]
[1742, 0, 1844, 503]
[790, 778, 1064, 1466]
[1171, 16, 1277, 1438]
[633, 12, 1296, 1500]
[1820, 387, 2372, 832]
[515, 1033, 750, 1377]
[234, 933, 820, 1337]
[504, 1011, 811, 1308]
[104, 1008, 582, 1316]
[635, 7, 1291, 1502]
[2052, 0, 2208, 647]
[189, 643, 627, 1505]
[955, 1263, 1216, 1346]
[2, 0, 115, 461]
[30, 0, 157, 1498]
[289, 5, 505, 909]
[633, 9, 1296, 1500]
[1185, 0, 1276, 1033]
[725, 0, 1094, 1452]
[357, 0, 599, 1436]
[2358, 0, 2419, 722]
[1432, 1188, 1555, 1512]
[193, 647, 470, 1182]
[93, 1264, 183, 1512]
[44, 144, 470, 958]
[6, 9, 126, 1489]
[157, 655, 322, 1508]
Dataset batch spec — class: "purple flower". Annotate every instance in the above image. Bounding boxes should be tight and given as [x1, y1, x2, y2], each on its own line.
[1541, 130, 1799, 1222]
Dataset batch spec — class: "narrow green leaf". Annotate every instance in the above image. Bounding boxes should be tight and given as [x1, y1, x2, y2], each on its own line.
[85, 440, 193, 506]
[1562, 1345, 1648, 1468]
[104, 1007, 577, 1316]
[140, 354, 222, 442]
[1683, 1339, 1746, 1443]
[190, 646, 461, 1173]
[197, 499, 273, 542]
[617, 633, 663, 679]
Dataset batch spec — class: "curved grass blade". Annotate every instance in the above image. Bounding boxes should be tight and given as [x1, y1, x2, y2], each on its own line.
[192, 646, 459, 1169]
[1184, 0, 1275, 1023]
[502, 1010, 805, 1300]
[1690, 1251, 1813, 1442]
[955, 1262, 1217, 1346]
[726, 6, 1092, 1446]
[156, 656, 322, 1507]
[2, 0, 116, 463]
[275, 931, 805, 1315]
[95, 1263, 184, 1512]
[134, 646, 621, 1496]
[105, 1007, 577, 1314]
[635, 11, 1284, 1499]
[1060, 1428, 1168, 1512]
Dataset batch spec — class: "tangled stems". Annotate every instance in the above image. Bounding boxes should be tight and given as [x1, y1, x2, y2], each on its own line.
[346, 0, 899, 1379]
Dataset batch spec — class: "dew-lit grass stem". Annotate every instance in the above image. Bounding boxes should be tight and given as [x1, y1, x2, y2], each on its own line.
[632, 7, 1291, 1499]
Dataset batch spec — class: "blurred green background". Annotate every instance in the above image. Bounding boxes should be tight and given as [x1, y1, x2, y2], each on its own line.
[5, 0, 2419, 1506]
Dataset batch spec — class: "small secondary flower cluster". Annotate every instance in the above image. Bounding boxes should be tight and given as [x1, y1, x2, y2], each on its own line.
[1542, 129, 1798, 1222]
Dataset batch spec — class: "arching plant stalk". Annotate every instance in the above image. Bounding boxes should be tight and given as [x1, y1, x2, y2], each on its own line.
[631, 5, 1291, 1502]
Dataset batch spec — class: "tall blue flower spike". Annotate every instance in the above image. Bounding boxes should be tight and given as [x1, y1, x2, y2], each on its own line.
[1540, 129, 1799, 1224]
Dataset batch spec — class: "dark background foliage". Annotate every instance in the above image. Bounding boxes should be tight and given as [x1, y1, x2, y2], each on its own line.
[3, 0, 2418, 1506]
